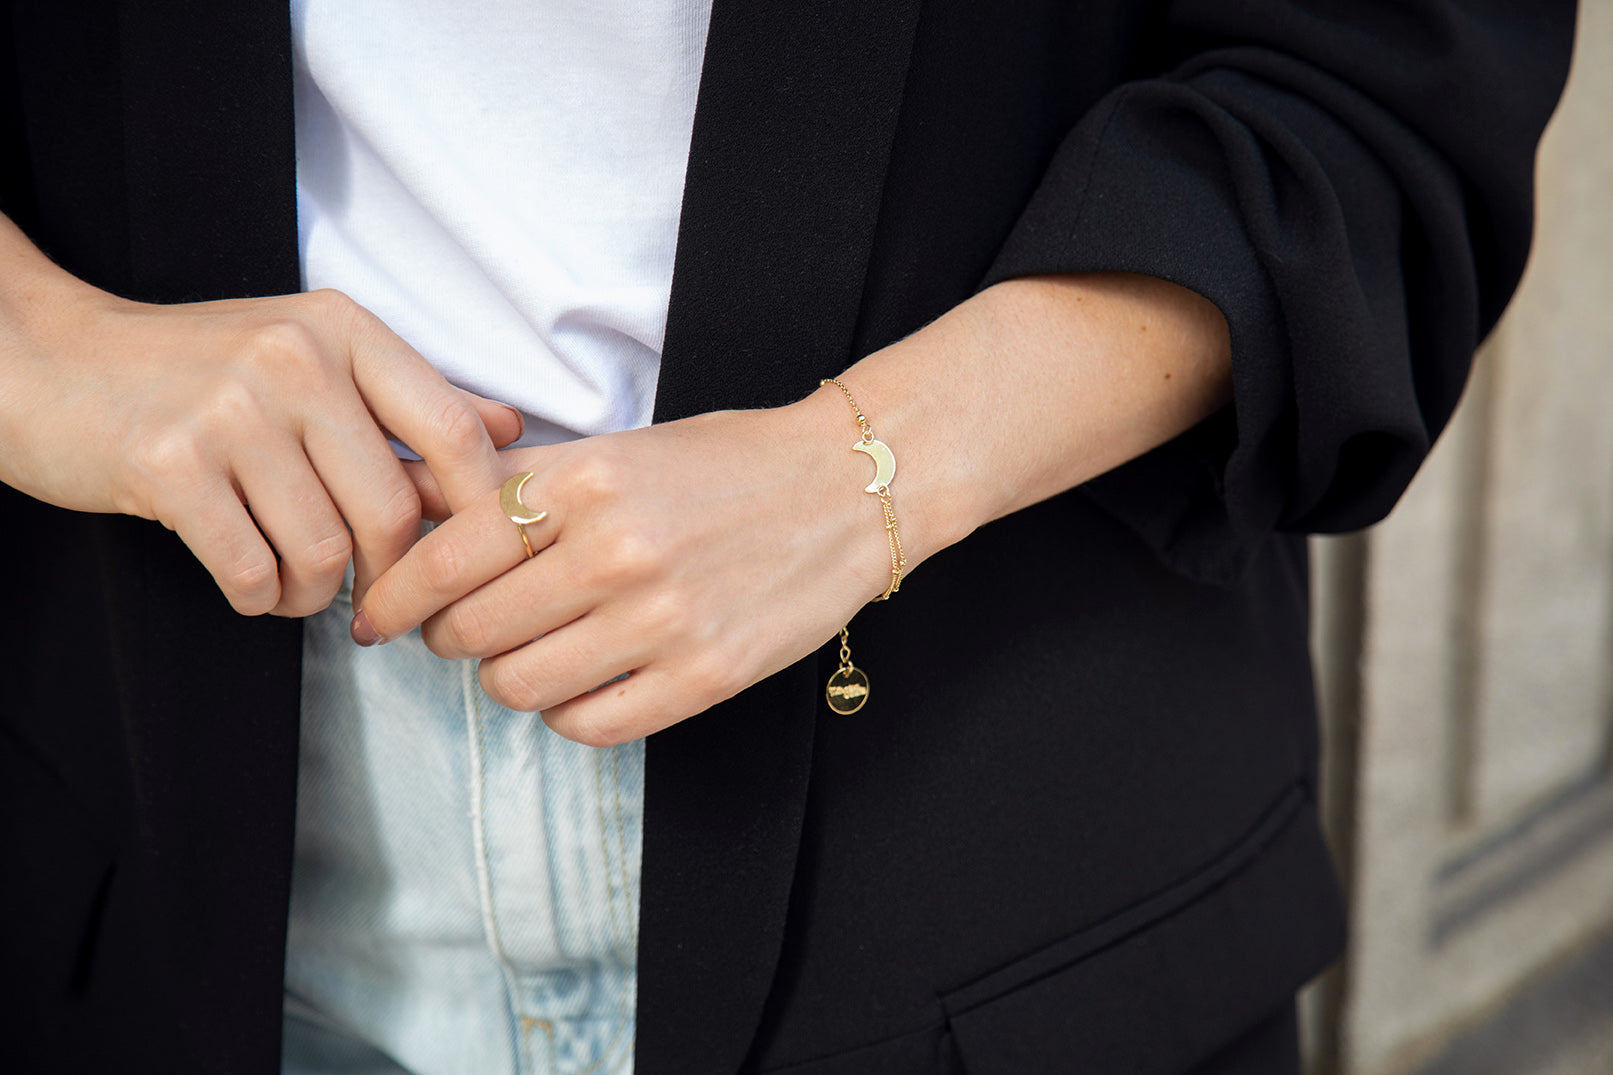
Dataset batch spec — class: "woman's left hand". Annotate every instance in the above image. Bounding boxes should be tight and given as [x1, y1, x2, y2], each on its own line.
[353, 395, 894, 746]
[354, 273, 1236, 747]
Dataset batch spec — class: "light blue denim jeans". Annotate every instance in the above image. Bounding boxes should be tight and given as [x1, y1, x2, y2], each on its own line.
[283, 576, 642, 1075]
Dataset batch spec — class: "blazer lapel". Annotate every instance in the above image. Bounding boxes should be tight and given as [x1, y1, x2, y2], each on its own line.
[642, 1, 923, 1072]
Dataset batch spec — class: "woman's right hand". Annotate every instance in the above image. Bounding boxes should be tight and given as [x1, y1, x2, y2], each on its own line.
[0, 214, 521, 617]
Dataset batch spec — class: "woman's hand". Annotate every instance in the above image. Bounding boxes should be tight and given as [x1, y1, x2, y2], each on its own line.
[353, 393, 893, 747]
[357, 272, 1232, 747]
[0, 215, 521, 616]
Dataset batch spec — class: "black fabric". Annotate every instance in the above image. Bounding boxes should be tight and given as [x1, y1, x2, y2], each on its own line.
[1184, 1004, 1301, 1075]
[972, 1, 1569, 581]
[644, 5, 924, 1070]
[0, 3, 302, 1071]
[0, 1, 1574, 1073]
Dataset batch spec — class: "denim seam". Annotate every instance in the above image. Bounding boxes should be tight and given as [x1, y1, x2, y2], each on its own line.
[464, 659, 529, 1071]
[613, 745, 638, 955]
[577, 745, 637, 1075]
[595, 747, 631, 965]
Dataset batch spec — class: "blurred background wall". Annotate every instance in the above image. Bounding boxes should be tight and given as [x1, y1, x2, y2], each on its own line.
[1303, 4, 1613, 1072]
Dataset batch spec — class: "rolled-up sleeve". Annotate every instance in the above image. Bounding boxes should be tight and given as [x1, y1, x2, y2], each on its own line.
[982, 1, 1576, 582]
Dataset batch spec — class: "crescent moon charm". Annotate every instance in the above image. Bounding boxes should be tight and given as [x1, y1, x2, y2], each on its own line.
[500, 472, 548, 526]
[851, 438, 896, 493]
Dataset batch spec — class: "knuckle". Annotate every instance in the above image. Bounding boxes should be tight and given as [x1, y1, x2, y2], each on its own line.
[382, 480, 424, 531]
[225, 556, 279, 615]
[306, 288, 374, 342]
[443, 601, 492, 656]
[685, 649, 742, 706]
[207, 378, 270, 429]
[292, 529, 354, 582]
[589, 527, 660, 588]
[481, 659, 540, 712]
[638, 590, 691, 640]
[426, 396, 486, 456]
[565, 714, 626, 750]
[417, 535, 467, 593]
[242, 319, 326, 381]
[373, 481, 423, 545]
[304, 287, 357, 319]
[419, 616, 464, 658]
[275, 590, 332, 620]
[553, 451, 628, 503]
[126, 426, 207, 487]
[419, 620, 454, 659]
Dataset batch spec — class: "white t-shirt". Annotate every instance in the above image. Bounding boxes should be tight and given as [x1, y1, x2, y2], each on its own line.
[293, 0, 713, 447]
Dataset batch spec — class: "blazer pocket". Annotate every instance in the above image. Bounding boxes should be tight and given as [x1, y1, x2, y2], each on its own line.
[938, 784, 1345, 1075]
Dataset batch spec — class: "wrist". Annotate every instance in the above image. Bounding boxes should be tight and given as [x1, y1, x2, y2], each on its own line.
[818, 377, 907, 600]
[0, 217, 116, 347]
[776, 384, 909, 604]
[818, 341, 1001, 574]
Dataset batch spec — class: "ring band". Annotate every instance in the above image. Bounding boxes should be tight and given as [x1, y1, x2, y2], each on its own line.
[500, 472, 548, 559]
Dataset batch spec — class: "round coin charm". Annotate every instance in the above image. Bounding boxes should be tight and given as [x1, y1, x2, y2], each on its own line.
[825, 666, 870, 715]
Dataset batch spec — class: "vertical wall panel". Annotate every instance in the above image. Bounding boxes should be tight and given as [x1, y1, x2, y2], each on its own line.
[1469, 128, 1613, 825]
[1313, 5, 1613, 1072]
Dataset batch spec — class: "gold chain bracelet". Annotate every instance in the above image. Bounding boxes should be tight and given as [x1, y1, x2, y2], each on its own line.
[820, 377, 906, 715]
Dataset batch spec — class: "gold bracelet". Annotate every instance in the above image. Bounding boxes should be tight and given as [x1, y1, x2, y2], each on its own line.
[821, 377, 906, 599]
[820, 377, 907, 715]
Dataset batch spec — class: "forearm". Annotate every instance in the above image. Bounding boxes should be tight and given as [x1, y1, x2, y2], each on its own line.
[0, 211, 87, 307]
[794, 272, 1232, 584]
[0, 212, 100, 416]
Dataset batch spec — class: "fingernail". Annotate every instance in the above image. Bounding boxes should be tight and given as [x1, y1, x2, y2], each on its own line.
[350, 609, 383, 647]
[498, 403, 525, 439]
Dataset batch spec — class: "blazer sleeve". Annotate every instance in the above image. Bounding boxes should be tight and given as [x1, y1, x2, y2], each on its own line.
[981, 0, 1576, 583]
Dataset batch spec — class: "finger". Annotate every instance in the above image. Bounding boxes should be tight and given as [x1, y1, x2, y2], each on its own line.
[166, 476, 283, 616]
[476, 616, 649, 717]
[301, 403, 424, 606]
[402, 459, 449, 522]
[372, 393, 521, 450]
[536, 663, 707, 748]
[404, 443, 535, 524]
[235, 445, 354, 618]
[419, 542, 598, 659]
[356, 488, 556, 645]
[469, 394, 525, 449]
[339, 305, 503, 513]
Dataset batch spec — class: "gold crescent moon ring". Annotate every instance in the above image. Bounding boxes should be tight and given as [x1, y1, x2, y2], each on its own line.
[499, 472, 548, 559]
[851, 438, 896, 494]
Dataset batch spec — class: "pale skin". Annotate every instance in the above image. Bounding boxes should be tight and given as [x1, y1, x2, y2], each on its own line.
[0, 213, 523, 615]
[356, 271, 1232, 747]
[0, 211, 1230, 748]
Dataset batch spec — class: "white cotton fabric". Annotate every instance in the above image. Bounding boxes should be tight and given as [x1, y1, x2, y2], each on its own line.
[286, 5, 711, 1071]
[292, 0, 713, 446]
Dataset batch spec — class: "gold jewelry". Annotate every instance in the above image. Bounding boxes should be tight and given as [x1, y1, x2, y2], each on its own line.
[825, 627, 869, 715]
[821, 378, 905, 599]
[819, 377, 907, 714]
[500, 472, 548, 559]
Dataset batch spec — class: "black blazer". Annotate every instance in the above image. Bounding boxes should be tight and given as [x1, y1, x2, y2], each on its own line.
[0, 2, 1574, 1073]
